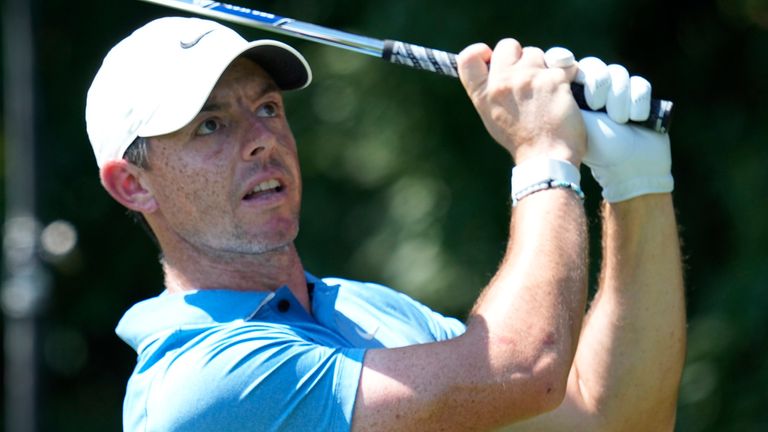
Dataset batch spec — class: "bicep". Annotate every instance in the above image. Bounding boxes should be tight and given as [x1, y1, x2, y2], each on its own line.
[352, 339, 469, 432]
[350, 333, 561, 432]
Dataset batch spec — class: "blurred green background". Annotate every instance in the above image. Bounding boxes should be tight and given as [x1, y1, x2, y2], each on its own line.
[1, 0, 767, 430]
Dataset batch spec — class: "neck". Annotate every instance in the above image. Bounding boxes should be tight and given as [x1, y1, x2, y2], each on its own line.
[161, 243, 310, 311]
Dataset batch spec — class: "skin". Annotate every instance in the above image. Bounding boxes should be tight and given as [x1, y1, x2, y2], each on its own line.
[101, 41, 685, 431]
[100, 58, 309, 308]
[500, 195, 686, 432]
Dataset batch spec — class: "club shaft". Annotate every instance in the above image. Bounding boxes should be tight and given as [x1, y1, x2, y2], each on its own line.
[140, 0, 386, 56]
[138, 0, 673, 133]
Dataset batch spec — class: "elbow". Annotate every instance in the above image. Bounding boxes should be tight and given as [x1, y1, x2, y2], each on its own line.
[489, 343, 572, 419]
[534, 326, 579, 408]
[431, 331, 574, 429]
[459, 322, 577, 421]
[526, 351, 571, 414]
[514, 331, 575, 415]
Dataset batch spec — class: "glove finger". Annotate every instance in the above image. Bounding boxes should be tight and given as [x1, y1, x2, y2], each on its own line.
[606, 64, 630, 123]
[544, 47, 576, 68]
[576, 57, 610, 110]
[629, 75, 652, 122]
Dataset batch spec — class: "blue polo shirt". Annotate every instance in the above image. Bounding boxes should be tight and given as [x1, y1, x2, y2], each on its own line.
[116, 273, 466, 431]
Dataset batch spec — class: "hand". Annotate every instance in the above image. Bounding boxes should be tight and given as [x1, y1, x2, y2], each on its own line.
[582, 111, 673, 202]
[576, 57, 673, 202]
[457, 39, 586, 166]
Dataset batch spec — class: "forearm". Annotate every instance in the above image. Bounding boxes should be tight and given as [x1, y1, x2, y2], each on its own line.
[465, 187, 589, 418]
[572, 194, 686, 429]
[502, 193, 685, 432]
[354, 188, 589, 432]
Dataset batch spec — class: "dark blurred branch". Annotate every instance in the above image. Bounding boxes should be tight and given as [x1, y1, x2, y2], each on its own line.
[2, 0, 49, 431]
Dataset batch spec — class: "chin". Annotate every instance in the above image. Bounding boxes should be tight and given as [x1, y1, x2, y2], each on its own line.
[248, 226, 299, 254]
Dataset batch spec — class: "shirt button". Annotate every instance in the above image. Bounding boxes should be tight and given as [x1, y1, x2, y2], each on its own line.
[277, 299, 291, 313]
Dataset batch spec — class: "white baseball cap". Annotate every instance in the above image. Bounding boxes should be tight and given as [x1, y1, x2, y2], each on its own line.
[85, 17, 312, 168]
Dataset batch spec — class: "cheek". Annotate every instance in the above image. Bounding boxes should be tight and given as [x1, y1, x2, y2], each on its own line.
[153, 162, 227, 211]
[278, 133, 300, 168]
[194, 133, 232, 162]
[284, 144, 303, 196]
[146, 139, 234, 216]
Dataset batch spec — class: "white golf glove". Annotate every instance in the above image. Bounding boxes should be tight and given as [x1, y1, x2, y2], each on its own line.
[576, 56, 674, 202]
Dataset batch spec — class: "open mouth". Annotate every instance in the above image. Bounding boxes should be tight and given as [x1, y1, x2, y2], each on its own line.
[244, 179, 284, 201]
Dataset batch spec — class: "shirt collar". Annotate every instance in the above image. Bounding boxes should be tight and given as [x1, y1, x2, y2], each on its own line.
[115, 272, 334, 353]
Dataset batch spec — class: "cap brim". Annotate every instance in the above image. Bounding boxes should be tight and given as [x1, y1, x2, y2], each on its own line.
[242, 40, 312, 91]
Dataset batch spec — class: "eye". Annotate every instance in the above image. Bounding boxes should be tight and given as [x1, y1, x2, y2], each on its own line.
[196, 118, 221, 136]
[256, 102, 279, 118]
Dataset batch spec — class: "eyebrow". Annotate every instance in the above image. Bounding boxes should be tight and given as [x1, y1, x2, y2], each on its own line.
[199, 81, 280, 113]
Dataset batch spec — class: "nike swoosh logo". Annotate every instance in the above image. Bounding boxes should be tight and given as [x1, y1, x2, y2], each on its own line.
[179, 30, 214, 49]
[354, 324, 380, 341]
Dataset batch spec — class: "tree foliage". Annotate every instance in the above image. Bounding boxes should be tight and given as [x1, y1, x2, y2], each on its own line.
[0, 0, 766, 430]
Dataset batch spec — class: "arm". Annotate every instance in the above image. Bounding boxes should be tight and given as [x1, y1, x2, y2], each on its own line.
[506, 193, 685, 431]
[581, 195, 685, 429]
[351, 40, 590, 431]
[503, 72, 686, 430]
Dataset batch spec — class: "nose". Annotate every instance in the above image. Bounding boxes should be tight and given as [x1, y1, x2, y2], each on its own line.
[240, 115, 277, 161]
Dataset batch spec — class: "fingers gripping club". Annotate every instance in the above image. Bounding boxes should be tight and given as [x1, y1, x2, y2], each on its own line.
[384, 42, 670, 133]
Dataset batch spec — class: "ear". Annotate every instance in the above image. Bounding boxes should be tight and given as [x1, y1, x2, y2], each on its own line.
[99, 160, 158, 213]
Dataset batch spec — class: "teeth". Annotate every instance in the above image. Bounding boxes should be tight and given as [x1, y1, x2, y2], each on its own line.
[251, 179, 280, 194]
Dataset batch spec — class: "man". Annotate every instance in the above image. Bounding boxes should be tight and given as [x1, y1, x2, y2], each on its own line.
[86, 16, 685, 431]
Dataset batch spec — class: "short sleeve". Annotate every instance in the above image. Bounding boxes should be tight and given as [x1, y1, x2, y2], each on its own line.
[137, 322, 366, 432]
[320, 277, 467, 346]
[402, 293, 467, 341]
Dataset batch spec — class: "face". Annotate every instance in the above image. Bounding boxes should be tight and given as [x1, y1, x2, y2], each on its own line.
[141, 58, 302, 258]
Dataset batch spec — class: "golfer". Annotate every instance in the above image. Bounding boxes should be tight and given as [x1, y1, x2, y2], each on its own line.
[86, 16, 685, 431]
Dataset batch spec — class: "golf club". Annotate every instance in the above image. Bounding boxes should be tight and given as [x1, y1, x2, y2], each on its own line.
[139, 0, 673, 133]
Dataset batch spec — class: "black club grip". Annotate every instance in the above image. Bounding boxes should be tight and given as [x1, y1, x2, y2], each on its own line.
[382, 40, 673, 134]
